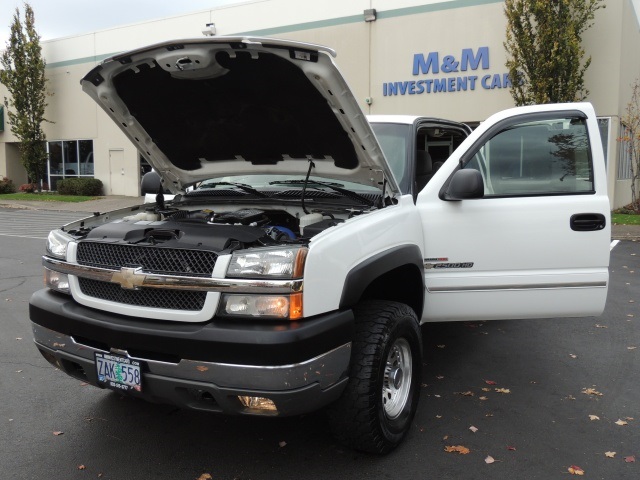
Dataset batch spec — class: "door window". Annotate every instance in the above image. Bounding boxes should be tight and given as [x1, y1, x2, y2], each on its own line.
[464, 116, 594, 196]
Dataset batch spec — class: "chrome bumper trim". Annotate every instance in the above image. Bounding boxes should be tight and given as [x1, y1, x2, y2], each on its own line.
[32, 323, 350, 391]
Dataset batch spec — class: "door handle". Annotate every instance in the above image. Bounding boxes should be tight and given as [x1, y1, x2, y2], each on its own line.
[570, 213, 606, 231]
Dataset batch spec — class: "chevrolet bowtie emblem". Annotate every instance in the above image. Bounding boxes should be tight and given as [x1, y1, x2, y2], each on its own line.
[111, 267, 145, 290]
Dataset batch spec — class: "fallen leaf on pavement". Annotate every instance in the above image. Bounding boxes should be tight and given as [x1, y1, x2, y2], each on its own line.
[77, 465, 86, 470]
[53, 431, 63, 436]
[506, 446, 516, 451]
[495, 388, 511, 394]
[279, 441, 287, 447]
[437, 345, 446, 349]
[435, 415, 442, 419]
[589, 415, 600, 421]
[615, 419, 628, 426]
[481, 388, 491, 392]
[568, 465, 585, 475]
[595, 324, 608, 328]
[628, 346, 637, 350]
[624, 456, 635, 463]
[479, 396, 489, 401]
[469, 426, 478, 433]
[582, 388, 603, 396]
[485, 380, 497, 385]
[197, 474, 213, 480]
[605, 451, 616, 458]
[485, 455, 495, 464]
[569, 354, 577, 359]
[457, 391, 474, 396]
[436, 375, 444, 380]
[444, 445, 470, 454]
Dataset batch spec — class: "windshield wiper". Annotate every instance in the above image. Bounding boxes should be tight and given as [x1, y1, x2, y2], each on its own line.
[269, 180, 374, 207]
[196, 182, 268, 198]
[269, 179, 345, 187]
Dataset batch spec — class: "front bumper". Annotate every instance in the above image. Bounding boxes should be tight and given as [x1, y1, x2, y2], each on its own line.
[30, 289, 354, 416]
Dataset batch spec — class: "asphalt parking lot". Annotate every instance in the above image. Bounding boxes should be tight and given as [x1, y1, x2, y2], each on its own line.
[0, 208, 638, 479]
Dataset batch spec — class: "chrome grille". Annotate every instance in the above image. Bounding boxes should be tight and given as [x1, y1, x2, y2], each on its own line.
[75, 241, 216, 312]
[76, 242, 217, 277]
[78, 278, 207, 311]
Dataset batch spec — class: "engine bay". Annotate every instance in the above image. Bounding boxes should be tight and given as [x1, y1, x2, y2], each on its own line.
[65, 205, 348, 254]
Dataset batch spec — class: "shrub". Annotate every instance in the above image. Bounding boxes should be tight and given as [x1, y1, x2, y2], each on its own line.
[613, 203, 640, 215]
[57, 178, 103, 196]
[19, 182, 50, 192]
[0, 177, 17, 194]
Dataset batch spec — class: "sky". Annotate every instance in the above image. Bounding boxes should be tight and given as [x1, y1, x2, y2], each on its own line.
[0, 0, 243, 45]
[1, 0, 639, 46]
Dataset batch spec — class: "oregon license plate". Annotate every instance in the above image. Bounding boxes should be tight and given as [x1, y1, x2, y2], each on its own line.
[95, 353, 142, 392]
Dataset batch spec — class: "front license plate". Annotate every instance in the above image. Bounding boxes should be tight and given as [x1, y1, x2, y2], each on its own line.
[95, 353, 142, 392]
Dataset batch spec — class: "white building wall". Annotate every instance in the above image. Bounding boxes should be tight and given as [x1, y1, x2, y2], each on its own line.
[0, 0, 638, 206]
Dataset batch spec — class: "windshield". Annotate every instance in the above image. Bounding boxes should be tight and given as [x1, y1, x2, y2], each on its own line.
[370, 123, 412, 194]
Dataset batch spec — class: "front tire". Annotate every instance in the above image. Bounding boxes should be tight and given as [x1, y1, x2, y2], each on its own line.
[328, 300, 423, 454]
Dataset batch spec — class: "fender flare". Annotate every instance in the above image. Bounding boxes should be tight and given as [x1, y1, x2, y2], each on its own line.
[339, 244, 424, 316]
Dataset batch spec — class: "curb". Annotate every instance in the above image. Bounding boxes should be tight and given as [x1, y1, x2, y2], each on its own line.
[2, 199, 640, 241]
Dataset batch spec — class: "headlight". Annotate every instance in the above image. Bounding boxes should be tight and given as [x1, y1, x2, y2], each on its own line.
[46, 229, 73, 259]
[44, 268, 70, 294]
[219, 293, 303, 320]
[227, 247, 307, 279]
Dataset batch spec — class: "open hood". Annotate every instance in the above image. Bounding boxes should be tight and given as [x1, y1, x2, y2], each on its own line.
[81, 37, 400, 196]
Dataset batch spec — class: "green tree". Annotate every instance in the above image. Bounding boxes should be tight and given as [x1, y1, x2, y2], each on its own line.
[0, 3, 49, 190]
[619, 79, 640, 212]
[504, 0, 604, 106]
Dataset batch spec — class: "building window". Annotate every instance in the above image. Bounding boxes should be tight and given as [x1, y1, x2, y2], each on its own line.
[47, 140, 94, 190]
[618, 124, 633, 180]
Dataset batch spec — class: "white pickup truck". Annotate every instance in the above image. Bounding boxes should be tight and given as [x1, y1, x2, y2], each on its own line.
[30, 37, 610, 454]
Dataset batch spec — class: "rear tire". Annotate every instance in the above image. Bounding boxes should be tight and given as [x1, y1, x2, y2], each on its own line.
[328, 300, 423, 454]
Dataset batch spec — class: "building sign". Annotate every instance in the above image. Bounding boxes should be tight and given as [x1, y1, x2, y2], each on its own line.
[382, 47, 512, 96]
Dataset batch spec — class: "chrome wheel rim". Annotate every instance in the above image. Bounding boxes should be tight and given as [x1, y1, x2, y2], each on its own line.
[382, 338, 412, 419]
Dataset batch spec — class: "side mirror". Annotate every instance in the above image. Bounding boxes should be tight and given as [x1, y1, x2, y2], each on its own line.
[444, 169, 484, 200]
[140, 171, 162, 195]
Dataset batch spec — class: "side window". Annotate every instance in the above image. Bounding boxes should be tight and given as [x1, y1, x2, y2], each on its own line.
[463, 117, 593, 196]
